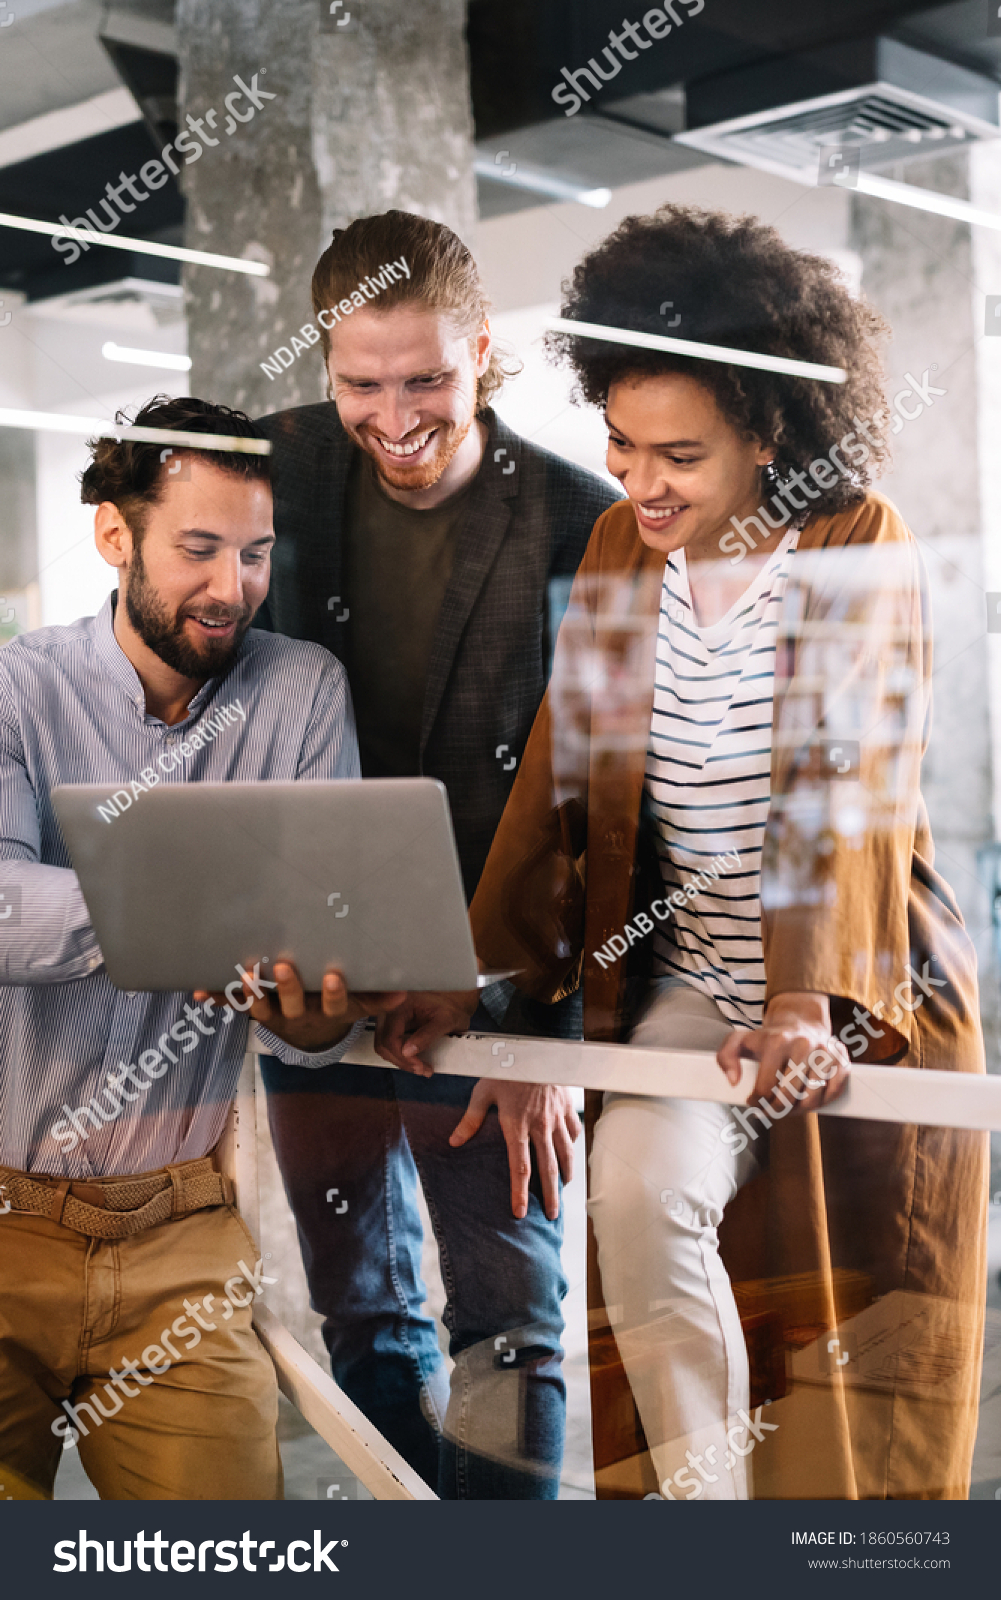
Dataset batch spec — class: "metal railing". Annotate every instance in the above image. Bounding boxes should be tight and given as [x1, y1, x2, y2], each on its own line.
[219, 1029, 1001, 1500]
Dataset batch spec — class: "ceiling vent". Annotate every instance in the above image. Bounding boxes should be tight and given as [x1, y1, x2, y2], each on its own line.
[25, 277, 184, 329]
[675, 37, 1000, 185]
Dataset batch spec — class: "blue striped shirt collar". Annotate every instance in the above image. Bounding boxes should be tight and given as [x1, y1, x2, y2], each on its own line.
[95, 591, 225, 726]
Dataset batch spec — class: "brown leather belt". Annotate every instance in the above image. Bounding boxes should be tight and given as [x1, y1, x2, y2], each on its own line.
[0, 1153, 234, 1239]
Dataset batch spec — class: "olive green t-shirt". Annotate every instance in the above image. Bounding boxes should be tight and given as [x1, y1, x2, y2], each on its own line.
[342, 451, 472, 777]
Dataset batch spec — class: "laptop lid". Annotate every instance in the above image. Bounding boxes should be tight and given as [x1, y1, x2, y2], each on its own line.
[51, 778, 480, 994]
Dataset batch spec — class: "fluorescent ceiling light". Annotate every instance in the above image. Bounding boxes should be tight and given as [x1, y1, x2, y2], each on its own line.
[544, 318, 846, 383]
[0, 212, 270, 277]
[102, 341, 192, 372]
[91, 278, 184, 302]
[833, 168, 1001, 229]
[474, 158, 611, 208]
[0, 88, 140, 171]
[0, 407, 271, 454]
[26, 278, 184, 324]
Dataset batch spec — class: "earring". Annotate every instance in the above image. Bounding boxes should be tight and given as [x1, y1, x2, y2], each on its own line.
[762, 460, 783, 494]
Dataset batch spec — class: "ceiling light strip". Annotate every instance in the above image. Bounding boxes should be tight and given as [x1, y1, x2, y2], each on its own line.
[0, 211, 269, 276]
[846, 170, 1001, 230]
[0, 407, 271, 454]
[544, 318, 846, 383]
[102, 342, 192, 371]
[0, 89, 141, 172]
[473, 158, 611, 208]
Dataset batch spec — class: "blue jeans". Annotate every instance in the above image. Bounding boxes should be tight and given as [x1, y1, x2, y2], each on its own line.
[260, 1013, 568, 1499]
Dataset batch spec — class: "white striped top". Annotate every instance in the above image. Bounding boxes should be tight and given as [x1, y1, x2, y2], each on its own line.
[644, 529, 799, 1028]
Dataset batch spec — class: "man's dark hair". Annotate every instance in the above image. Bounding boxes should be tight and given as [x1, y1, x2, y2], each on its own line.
[79, 395, 271, 537]
[546, 205, 891, 512]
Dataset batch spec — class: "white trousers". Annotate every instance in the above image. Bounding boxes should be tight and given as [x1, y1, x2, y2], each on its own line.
[588, 978, 760, 1500]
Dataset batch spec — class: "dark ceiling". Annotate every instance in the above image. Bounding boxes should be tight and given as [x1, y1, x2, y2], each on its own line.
[0, 0, 995, 302]
[467, 0, 968, 137]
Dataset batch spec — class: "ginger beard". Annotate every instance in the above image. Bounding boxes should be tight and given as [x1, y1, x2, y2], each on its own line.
[124, 538, 253, 678]
[347, 410, 476, 494]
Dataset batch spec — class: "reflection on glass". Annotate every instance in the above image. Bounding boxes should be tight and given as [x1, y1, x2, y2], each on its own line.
[0, 2, 998, 1519]
[466, 204, 988, 1502]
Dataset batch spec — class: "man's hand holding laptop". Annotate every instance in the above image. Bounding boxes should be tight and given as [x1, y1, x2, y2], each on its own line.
[195, 963, 407, 1053]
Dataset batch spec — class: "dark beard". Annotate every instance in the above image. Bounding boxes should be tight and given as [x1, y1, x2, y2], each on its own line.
[123, 542, 252, 679]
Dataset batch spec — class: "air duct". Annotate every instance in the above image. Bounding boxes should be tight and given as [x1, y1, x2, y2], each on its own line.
[675, 37, 1000, 186]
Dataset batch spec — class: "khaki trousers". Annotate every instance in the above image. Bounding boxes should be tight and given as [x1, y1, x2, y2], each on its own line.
[0, 1188, 282, 1500]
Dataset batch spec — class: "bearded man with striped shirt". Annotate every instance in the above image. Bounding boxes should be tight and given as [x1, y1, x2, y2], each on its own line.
[0, 397, 403, 1501]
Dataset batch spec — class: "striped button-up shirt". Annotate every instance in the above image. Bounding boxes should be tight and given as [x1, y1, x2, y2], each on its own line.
[0, 593, 362, 1178]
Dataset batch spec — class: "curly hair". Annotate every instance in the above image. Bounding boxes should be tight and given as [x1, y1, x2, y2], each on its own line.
[80, 395, 271, 538]
[312, 210, 522, 413]
[546, 206, 890, 511]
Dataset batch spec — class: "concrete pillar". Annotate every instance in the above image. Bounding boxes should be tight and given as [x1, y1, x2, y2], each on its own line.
[851, 147, 1000, 1066]
[175, 0, 477, 417]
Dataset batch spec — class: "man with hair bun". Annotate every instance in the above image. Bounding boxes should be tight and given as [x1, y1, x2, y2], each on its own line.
[256, 209, 620, 1499]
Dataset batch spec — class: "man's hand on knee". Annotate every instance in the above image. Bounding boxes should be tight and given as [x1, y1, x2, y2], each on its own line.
[449, 1079, 581, 1222]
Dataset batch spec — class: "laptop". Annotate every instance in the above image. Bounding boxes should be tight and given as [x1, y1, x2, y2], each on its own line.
[51, 779, 482, 994]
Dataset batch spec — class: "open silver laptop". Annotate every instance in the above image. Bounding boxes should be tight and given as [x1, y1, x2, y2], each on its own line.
[52, 779, 481, 994]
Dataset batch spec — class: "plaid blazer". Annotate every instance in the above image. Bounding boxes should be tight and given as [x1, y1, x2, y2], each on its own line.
[256, 401, 621, 899]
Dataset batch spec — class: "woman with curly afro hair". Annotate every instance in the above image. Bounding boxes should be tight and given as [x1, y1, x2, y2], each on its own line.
[380, 206, 986, 1502]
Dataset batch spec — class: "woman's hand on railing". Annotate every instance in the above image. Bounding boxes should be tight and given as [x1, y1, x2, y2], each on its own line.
[716, 991, 851, 1116]
[374, 988, 480, 1076]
